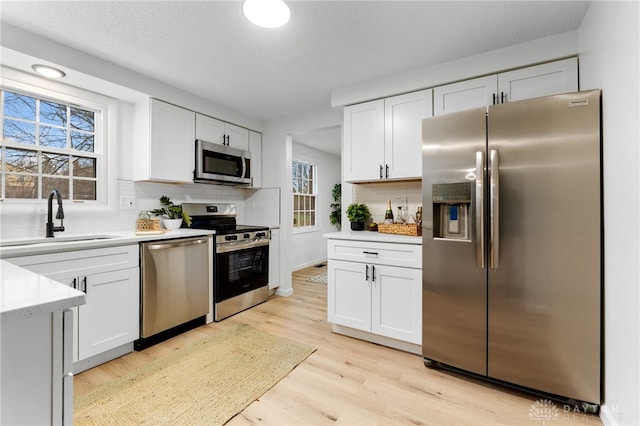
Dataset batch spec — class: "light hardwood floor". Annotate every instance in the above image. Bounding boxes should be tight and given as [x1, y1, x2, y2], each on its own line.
[75, 265, 601, 425]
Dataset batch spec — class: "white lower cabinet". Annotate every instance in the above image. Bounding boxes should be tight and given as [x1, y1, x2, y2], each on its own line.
[327, 239, 422, 348]
[8, 245, 139, 369]
[1, 309, 73, 425]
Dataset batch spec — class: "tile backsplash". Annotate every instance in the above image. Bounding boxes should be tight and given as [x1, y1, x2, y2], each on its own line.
[353, 180, 422, 224]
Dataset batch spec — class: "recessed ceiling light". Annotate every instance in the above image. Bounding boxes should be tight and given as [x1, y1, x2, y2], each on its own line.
[242, 0, 291, 29]
[31, 64, 66, 79]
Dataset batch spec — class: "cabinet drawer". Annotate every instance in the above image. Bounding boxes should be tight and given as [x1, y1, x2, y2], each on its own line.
[8, 245, 138, 276]
[327, 239, 421, 268]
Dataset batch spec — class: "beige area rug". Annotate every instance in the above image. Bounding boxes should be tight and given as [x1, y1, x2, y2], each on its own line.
[75, 323, 316, 425]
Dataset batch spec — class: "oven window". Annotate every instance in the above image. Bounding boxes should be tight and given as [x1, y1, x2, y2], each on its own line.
[216, 245, 268, 302]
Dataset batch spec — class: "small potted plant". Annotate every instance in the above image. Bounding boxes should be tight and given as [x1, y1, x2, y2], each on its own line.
[149, 195, 192, 230]
[329, 183, 341, 230]
[346, 202, 371, 231]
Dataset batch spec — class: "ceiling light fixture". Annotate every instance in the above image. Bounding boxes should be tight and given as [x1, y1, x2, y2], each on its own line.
[31, 64, 66, 79]
[242, 0, 291, 29]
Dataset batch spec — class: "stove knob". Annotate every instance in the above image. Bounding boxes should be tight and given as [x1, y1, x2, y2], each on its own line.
[225, 235, 237, 241]
[244, 233, 250, 239]
[255, 232, 265, 238]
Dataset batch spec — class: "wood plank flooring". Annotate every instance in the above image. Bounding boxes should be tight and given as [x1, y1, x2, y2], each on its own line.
[75, 265, 601, 425]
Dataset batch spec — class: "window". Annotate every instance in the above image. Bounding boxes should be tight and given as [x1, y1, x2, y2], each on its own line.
[1, 88, 101, 201]
[292, 159, 317, 230]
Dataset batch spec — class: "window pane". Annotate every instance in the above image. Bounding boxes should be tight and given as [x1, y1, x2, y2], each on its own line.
[73, 179, 96, 201]
[3, 92, 36, 120]
[3, 119, 36, 144]
[42, 177, 69, 199]
[310, 197, 315, 210]
[5, 174, 37, 198]
[310, 211, 316, 226]
[293, 212, 299, 227]
[71, 108, 94, 132]
[5, 149, 38, 173]
[40, 100, 67, 126]
[40, 125, 67, 148]
[42, 153, 69, 176]
[71, 131, 94, 152]
[73, 157, 96, 178]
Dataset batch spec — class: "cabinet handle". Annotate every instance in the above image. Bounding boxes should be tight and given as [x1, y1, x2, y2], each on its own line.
[81, 276, 87, 293]
[365, 264, 370, 281]
[363, 251, 379, 256]
[385, 164, 389, 179]
[371, 265, 376, 283]
[71, 277, 77, 290]
[501, 92, 505, 103]
[492, 93, 496, 105]
[379, 165, 383, 179]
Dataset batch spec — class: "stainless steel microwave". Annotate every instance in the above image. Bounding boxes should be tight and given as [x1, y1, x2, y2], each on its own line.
[194, 139, 251, 185]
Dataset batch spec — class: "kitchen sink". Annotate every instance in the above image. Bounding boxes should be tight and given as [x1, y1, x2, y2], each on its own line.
[0, 234, 121, 247]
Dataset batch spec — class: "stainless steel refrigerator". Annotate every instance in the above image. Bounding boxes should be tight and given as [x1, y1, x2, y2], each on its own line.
[421, 90, 601, 408]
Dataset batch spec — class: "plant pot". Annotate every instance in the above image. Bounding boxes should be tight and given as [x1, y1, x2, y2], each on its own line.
[163, 218, 183, 230]
[350, 221, 365, 231]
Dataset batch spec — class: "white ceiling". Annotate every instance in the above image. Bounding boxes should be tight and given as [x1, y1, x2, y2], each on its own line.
[0, 1, 590, 155]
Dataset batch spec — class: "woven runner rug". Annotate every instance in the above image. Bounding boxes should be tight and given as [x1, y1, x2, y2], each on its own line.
[75, 323, 316, 425]
[306, 272, 327, 284]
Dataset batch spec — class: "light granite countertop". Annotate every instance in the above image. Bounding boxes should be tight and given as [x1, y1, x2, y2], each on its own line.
[0, 228, 216, 259]
[0, 260, 86, 324]
[324, 230, 422, 245]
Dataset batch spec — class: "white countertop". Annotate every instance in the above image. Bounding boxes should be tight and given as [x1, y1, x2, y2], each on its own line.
[324, 230, 422, 245]
[0, 228, 217, 259]
[0, 260, 86, 324]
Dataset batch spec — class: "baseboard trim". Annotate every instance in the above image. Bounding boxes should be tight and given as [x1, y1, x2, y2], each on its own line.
[275, 287, 294, 297]
[332, 324, 422, 355]
[599, 404, 620, 426]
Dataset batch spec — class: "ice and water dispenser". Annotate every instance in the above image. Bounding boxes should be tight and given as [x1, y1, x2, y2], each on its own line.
[432, 182, 472, 241]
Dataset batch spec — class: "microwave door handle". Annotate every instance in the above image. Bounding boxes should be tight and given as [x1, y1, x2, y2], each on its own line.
[241, 156, 247, 180]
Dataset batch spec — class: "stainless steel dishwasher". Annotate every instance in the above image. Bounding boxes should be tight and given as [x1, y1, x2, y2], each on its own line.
[139, 236, 211, 342]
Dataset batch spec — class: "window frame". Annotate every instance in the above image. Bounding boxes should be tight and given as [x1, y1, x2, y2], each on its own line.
[0, 79, 108, 205]
[292, 158, 319, 234]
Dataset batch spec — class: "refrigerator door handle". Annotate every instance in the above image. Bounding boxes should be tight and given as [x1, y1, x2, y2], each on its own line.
[490, 149, 500, 270]
[475, 151, 485, 269]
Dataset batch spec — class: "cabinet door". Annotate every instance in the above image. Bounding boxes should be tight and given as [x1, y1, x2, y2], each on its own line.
[249, 131, 262, 188]
[195, 113, 225, 144]
[327, 260, 371, 331]
[225, 123, 249, 151]
[268, 228, 280, 289]
[371, 264, 422, 344]
[343, 99, 385, 182]
[150, 99, 195, 182]
[498, 57, 578, 103]
[384, 89, 432, 179]
[78, 268, 139, 360]
[434, 75, 497, 116]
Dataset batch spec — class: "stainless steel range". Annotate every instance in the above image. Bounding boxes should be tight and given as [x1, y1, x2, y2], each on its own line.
[182, 203, 270, 321]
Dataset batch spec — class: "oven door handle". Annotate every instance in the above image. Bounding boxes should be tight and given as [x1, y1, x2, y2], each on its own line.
[216, 239, 269, 253]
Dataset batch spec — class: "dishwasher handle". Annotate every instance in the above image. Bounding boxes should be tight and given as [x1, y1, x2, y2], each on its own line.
[146, 238, 208, 251]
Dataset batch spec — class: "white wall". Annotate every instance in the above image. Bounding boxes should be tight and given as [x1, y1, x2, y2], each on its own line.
[261, 106, 343, 295]
[578, 2, 640, 425]
[291, 142, 341, 270]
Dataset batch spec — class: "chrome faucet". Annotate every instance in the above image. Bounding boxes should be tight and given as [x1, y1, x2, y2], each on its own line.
[46, 189, 65, 238]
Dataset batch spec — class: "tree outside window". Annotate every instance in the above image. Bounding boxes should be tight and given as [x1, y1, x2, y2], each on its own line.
[1, 89, 99, 201]
[292, 159, 317, 229]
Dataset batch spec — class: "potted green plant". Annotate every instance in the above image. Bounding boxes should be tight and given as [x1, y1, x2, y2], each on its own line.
[149, 195, 192, 230]
[329, 183, 341, 229]
[346, 202, 371, 231]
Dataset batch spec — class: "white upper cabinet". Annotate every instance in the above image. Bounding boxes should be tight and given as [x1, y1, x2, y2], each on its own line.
[434, 57, 578, 115]
[343, 89, 432, 182]
[384, 89, 433, 180]
[343, 99, 385, 182]
[249, 130, 262, 188]
[149, 99, 195, 183]
[433, 75, 497, 115]
[196, 114, 249, 151]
